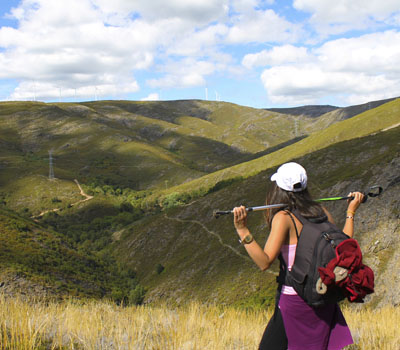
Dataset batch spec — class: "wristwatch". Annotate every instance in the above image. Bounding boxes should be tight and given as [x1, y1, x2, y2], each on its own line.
[239, 233, 254, 245]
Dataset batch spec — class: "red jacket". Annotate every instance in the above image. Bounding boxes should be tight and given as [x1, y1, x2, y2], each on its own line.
[318, 238, 374, 302]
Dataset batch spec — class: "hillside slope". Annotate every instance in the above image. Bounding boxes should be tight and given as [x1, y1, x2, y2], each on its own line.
[267, 96, 398, 136]
[113, 125, 399, 308]
[0, 208, 141, 302]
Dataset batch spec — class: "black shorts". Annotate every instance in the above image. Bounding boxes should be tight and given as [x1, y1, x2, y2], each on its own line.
[258, 290, 288, 350]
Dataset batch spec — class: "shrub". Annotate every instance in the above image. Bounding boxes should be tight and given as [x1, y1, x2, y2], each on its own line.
[119, 202, 133, 213]
[156, 263, 165, 274]
[207, 176, 243, 193]
[6, 219, 30, 232]
[161, 192, 192, 209]
[128, 285, 146, 305]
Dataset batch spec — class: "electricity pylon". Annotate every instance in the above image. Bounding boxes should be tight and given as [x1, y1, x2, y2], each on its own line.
[49, 150, 55, 180]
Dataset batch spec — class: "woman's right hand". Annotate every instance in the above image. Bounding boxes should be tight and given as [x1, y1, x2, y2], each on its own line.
[233, 205, 248, 232]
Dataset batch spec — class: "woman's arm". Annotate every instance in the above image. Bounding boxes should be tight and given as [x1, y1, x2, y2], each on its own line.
[233, 206, 289, 271]
[342, 191, 365, 238]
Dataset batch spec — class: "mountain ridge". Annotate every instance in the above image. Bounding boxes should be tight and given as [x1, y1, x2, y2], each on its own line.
[266, 96, 398, 119]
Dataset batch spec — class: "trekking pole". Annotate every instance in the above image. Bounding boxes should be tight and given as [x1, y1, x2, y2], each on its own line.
[213, 186, 382, 218]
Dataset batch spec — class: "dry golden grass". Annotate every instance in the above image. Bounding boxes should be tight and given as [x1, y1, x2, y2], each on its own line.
[1, 294, 399, 349]
[342, 306, 400, 350]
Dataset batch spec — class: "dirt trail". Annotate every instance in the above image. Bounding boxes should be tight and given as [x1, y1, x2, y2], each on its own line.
[163, 213, 279, 277]
[164, 213, 251, 261]
[73, 179, 93, 202]
[32, 179, 93, 218]
[382, 122, 400, 132]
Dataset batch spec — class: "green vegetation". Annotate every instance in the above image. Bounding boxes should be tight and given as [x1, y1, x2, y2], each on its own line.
[0, 208, 145, 304]
[0, 98, 398, 308]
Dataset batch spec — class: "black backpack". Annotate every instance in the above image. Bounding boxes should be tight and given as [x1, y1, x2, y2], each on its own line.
[277, 209, 349, 308]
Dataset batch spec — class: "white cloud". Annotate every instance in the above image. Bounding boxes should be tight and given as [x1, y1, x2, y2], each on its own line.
[293, 0, 400, 35]
[92, 0, 229, 24]
[0, 0, 164, 100]
[316, 31, 400, 75]
[294, 0, 400, 22]
[147, 58, 217, 89]
[166, 23, 229, 57]
[1, 0, 399, 106]
[231, 0, 259, 14]
[141, 93, 160, 101]
[0, 0, 236, 101]
[242, 45, 310, 68]
[226, 8, 302, 44]
[260, 31, 400, 105]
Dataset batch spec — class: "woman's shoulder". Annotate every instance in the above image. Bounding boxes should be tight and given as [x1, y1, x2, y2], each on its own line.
[272, 210, 292, 223]
[322, 207, 335, 224]
[274, 209, 289, 217]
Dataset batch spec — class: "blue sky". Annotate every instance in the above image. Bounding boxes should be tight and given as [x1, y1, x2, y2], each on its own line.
[0, 0, 400, 108]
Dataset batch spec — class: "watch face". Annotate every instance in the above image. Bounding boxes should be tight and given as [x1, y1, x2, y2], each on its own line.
[244, 234, 253, 244]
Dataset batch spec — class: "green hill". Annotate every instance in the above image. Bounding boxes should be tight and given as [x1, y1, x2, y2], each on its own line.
[267, 96, 398, 135]
[0, 97, 399, 308]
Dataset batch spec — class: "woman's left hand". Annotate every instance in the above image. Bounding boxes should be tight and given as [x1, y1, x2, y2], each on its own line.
[347, 191, 365, 213]
[233, 205, 248, 231]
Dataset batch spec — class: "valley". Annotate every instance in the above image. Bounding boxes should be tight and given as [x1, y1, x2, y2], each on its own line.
[0, 97, 399, 309]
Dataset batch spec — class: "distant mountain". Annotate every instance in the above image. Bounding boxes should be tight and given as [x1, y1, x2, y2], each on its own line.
[267, 104, 339, 118]
[266, 96, 397, 119]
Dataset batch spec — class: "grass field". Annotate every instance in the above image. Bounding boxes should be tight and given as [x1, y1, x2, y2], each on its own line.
[1, 294, 399, 349]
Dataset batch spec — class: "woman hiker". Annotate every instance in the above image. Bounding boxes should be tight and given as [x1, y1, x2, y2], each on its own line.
[233, 162, 365, 350]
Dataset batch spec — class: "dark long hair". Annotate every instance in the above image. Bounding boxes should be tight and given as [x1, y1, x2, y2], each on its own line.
[264, 182, 325, 229]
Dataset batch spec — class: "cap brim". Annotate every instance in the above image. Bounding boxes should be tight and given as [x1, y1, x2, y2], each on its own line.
[271, 173, 278, 181]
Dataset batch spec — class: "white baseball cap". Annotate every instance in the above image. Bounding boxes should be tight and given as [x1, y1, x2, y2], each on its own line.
[271, 162, 307, 192]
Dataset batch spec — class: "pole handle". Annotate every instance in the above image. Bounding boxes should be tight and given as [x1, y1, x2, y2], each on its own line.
[347, 185, 383, 203]
[213, 210, 232, 218]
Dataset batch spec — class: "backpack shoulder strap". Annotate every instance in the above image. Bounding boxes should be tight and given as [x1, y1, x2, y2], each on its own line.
[276, 252, 288, 288]
[290, 209, 308, 225]
[276, 210, 298, 288]
[285, 210, 299, 241]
